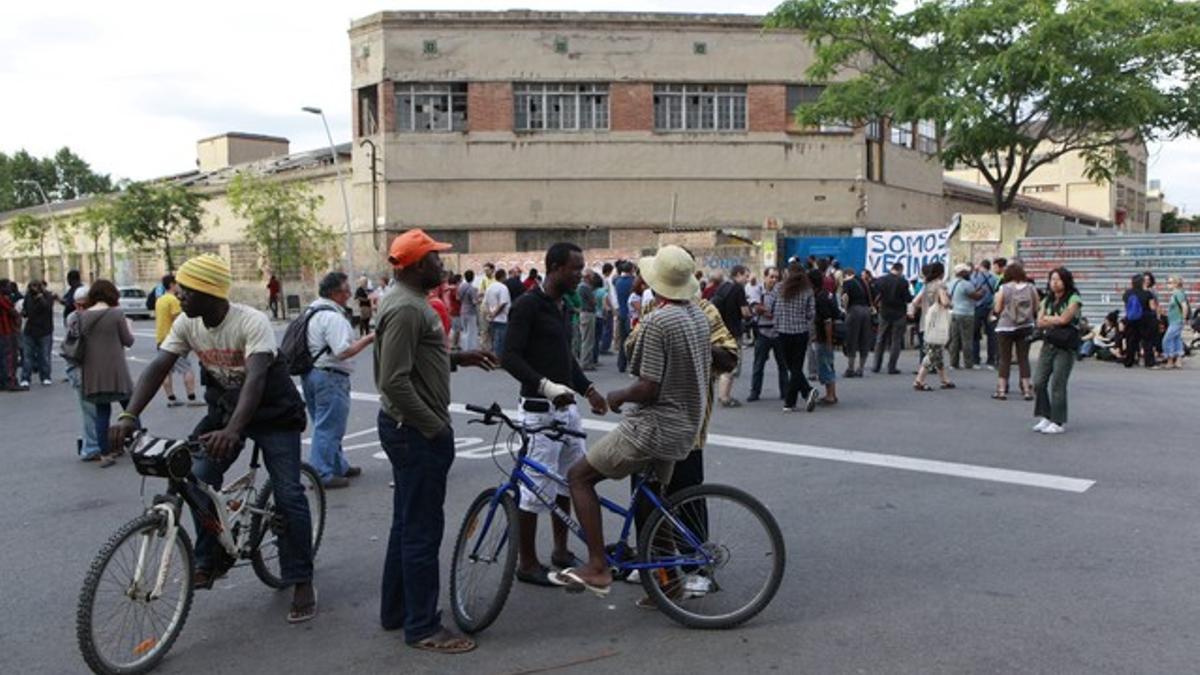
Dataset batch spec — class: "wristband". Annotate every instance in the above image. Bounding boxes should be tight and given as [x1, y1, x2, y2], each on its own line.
[117, 412, 139, 424]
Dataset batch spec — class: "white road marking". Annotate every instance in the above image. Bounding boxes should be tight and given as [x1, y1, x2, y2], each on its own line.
[338, 390, 1094, 493]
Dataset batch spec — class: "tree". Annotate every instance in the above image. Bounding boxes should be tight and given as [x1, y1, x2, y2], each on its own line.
[227, 173, 338, 290]
[77, 197, 117, 277]
[8, 213, 52, 279]
[0, 147, 115, 212]
[109, 182, 206, 271]
[766, 0, 1200, 213]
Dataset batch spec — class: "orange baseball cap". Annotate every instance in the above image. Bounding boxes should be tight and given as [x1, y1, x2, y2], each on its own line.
[387, 228, 452, 268]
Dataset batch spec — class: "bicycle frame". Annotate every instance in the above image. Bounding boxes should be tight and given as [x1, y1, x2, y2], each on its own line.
[471, 438, 712, 572]
[133, 445, 270, 598]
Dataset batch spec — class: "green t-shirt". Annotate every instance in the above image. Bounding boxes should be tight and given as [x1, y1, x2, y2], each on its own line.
[1167, 288, 1188, 324]
[564, 289, 582, 325]
[1042, 292, 1082, 325]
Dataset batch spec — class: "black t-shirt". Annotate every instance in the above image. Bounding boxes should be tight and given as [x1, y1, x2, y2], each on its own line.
[504, 277, 526, 302]
[714, 281, 748, 337]
[1123, 288, 1154, 324]
[842, 277, 872, 308]
[877, 273, 913, 318]
[22, 291, 55, 337]
[813, 289, 841, 342]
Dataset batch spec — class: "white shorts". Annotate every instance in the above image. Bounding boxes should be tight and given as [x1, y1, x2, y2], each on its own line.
[169, 352, 194, 376]
[517, 400, 586, 513]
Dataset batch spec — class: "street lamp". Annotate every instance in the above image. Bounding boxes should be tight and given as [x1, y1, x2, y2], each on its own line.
[16, 179, 64, 280]
[302, 106, 354, 274]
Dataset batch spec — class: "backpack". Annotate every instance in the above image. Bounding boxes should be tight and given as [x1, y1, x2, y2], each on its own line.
[145, 288, 158, 311]
[279, 306, 336, 376]
[1125, 293, 1143, 322]
[1003, 284, 1036, 326]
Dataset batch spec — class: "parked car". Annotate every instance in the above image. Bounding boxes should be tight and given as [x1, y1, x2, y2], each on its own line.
[117, 286, 154, 320]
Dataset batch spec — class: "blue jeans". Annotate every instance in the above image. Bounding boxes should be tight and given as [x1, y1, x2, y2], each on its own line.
[191, 430, 313, 584]
[490, 321, 507, 356]
[750, 333, 787, 399]
[68, 366, 101, 459]
[600, 310, 614, 352]
[1163, 321, 1184, 358]
[301, 369, 351, 482]
[378, 411, 455, 643]
[816, 342, 837, 385]
[21, 333, 52, 382]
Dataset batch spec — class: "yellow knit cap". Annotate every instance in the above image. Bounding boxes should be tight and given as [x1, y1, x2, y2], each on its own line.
[176, 254, 232, 300]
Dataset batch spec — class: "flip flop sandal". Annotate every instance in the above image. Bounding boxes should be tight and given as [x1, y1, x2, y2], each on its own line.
[913, 383, 933, 391]
[410, 628, 477, 654]
[287, 587, 318, 624]
[548, 567, 612, 597]
[991, 391, 1007, 400]
[516, 565, 560, 588]
[940, 382, 957, 389]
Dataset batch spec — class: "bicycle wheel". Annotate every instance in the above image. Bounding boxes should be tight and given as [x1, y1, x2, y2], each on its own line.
[77, 512, 195, 675]
[250, 463, 326, 589]
[450, 487, 518, 634]
[637, 484, 785, 629]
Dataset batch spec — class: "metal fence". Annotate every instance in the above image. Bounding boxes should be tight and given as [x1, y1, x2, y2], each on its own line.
[1016, 233, 1200, 323]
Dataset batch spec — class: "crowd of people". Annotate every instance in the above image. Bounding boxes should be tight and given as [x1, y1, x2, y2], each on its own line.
[1, 231, 1194, 655]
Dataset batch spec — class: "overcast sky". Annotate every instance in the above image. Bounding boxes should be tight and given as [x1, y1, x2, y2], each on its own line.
[1, 1, 1195, 213]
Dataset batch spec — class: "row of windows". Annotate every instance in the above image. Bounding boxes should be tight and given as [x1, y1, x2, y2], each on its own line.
[369, 82, 929, 138]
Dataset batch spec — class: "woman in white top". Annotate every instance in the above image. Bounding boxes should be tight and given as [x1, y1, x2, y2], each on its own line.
[990, 262, 1040, 401]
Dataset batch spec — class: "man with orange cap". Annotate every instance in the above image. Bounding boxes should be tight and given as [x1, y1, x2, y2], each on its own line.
[374, 229, 498, 653]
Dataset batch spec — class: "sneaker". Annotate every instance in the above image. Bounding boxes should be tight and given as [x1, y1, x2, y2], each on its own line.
[805, 389, 820, 413]
[1040, 422, 1065, 434]
[1032, 418, 1050, 432]
[18, 380, 30, 389]
[971, 365, 984, 371]
[682, 574, 714, 598]
[843, 368, 856, 378]
[166, 397, 184, 408]
[625, 570, 641, 584]
[41, 378, 52, 386]
[782, 406, 795, 413]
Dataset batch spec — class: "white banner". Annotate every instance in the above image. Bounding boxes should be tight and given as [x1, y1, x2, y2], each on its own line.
[866, 223, 956, 282]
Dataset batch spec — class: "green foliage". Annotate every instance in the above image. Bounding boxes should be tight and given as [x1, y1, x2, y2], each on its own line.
[766, 0, 1200, 213]
[8, 213, 52, 275]
[109, 182, 206, 271]
[0, 147, 114, 212]
[77, 197, 117, 277]
[226, 173, 337, 280]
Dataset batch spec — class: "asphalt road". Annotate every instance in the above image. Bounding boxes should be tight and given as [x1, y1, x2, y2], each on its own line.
[2, 319, 1197, 674]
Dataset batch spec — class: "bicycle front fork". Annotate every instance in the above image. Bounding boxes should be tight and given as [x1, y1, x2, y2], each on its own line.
[131, 503, 182, 602]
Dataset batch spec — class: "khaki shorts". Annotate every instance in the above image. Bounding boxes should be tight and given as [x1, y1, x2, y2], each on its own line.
[586, 429, 675, 485]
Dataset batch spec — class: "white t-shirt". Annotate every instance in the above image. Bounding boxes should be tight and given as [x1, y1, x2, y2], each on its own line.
[484, 282, 511, 323]
[305, 298, 355, 374]
[160, 303, 276, 390]
[747, 282, 764, 307]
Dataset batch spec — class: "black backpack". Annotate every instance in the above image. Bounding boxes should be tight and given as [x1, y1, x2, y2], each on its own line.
[145, 288, 158, 311]
[279, 306, 336, 376]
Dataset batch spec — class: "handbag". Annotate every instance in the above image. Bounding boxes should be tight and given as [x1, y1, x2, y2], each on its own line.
[60, 312, 90, 364]
[1044, 325, 1081, 350]
[924, 302, 951, 346]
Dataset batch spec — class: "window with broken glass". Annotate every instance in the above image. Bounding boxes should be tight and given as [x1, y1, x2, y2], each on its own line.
[395, 83, 468, 132]
[513, 83, 610, 131]
[653, 84, 747, 132]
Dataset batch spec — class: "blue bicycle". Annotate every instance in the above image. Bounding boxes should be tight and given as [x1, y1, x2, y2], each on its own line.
[449, 403, 785, 632]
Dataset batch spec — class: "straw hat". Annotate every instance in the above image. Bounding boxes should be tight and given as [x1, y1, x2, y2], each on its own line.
[638, 246, 699, 301]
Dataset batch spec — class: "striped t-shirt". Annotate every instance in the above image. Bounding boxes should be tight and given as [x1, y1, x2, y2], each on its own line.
[619, 301, 711, 461]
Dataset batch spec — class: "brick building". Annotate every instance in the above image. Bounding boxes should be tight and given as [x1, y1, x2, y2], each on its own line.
[346, 10, 947, 264]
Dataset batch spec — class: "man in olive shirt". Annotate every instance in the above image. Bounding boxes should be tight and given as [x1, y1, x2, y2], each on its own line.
[374, 229, 498, 654]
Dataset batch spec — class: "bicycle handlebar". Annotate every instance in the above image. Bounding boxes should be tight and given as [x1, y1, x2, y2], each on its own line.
[465, 402, 588, 439]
